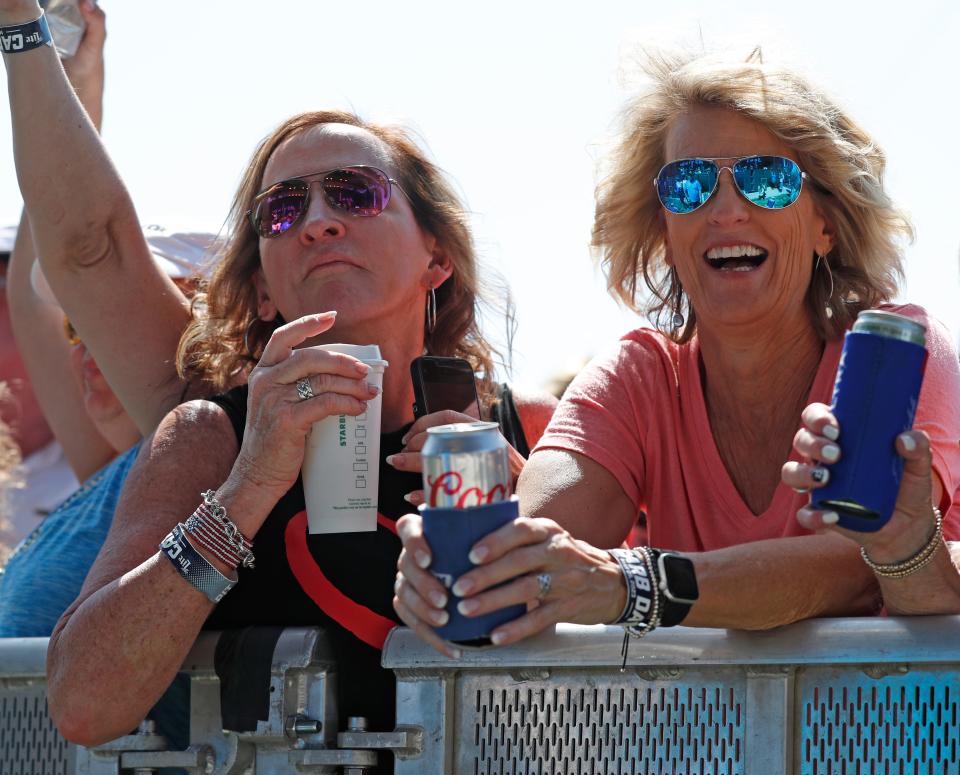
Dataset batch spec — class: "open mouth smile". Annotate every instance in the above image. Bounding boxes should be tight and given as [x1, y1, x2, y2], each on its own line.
[704, 244, 768, 272]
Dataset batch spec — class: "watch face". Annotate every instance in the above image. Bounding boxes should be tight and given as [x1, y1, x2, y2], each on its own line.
[660, 554, 699, 603]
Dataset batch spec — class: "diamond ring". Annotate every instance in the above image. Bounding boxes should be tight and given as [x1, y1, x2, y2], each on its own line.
[296, 378, 315, 401]
[536, 572, 552, 601]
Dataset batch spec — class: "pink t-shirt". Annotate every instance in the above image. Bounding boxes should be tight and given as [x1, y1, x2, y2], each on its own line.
[536, 304, 960, 551]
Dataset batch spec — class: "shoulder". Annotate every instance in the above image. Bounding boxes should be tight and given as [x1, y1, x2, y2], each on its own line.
[567, 327, 683, 401]
[878, 303, 957, 361]
[133, 399, 239, 481]
[509, 386, 560, 448]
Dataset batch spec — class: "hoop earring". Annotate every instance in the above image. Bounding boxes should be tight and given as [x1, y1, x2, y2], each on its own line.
[669, 268, 685, 331]
[425, 287, 437, 334]
[815, 253, 835, 319]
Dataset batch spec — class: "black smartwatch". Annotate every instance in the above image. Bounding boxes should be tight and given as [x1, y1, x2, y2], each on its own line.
[650, 550, 699, 627]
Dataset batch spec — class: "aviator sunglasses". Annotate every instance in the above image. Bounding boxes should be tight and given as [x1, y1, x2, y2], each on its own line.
[248, 165, 404, 238]
[655, 155, 807, 215]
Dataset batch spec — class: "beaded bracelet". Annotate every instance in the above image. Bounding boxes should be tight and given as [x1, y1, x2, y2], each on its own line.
[183, 492, 255, 571]
[860, 508, 943, 579]
[610, 547, 662, 670]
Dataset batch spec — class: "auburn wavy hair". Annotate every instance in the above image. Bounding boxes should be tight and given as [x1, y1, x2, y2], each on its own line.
[178, 111, 505, 400]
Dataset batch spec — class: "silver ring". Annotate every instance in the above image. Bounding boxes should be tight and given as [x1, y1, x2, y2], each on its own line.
[296, 378, 315, 401]
[536, 572, 552, 601]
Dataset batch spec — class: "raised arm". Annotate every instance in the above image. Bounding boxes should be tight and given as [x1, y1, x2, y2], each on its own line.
[2, 0, 193, 435]
[5, 6, 116, 480]
[6, 215, 115, 480]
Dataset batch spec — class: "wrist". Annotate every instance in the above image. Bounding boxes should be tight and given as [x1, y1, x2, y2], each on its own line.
[600, 550, 629, 625]
[0, 3, 42, 26]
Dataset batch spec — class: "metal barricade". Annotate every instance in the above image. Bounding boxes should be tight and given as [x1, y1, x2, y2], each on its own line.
[3, 617, 960, 773]
[382, 616, 960, 775]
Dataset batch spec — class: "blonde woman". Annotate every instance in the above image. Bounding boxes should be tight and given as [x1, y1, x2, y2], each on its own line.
[394, 50, 960, 655]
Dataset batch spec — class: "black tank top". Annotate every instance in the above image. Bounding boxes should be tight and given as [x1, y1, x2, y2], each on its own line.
[205, 384, 528, 739]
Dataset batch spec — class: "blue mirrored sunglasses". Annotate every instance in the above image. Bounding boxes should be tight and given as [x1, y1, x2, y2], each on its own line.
[654, 155, 807, 215]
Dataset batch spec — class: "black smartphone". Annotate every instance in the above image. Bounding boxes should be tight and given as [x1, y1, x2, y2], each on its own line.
[410, 356, 481, 420]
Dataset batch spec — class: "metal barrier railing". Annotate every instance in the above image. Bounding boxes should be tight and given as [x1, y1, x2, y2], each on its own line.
[3, 616, 960, 774]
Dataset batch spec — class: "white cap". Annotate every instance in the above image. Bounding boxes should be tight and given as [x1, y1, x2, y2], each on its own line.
[29, 223, 217, 306]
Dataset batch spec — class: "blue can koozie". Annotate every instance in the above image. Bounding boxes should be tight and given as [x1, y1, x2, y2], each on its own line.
[420, 497, 525, 645]
[813, 311, 927, 532]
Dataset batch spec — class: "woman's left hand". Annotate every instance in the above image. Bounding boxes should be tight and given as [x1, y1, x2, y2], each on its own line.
[781, 402, 937, 562]
[387, 410, 525, 505]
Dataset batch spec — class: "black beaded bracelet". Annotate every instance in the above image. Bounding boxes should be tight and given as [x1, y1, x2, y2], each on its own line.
[0, 12, 52, 54]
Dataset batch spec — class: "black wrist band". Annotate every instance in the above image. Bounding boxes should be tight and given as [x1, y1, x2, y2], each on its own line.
[647, 548, 699, 627]
[0, 12, 52, 54]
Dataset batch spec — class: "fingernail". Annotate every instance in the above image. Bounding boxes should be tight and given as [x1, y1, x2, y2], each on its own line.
[318, 310, 337, 319]
[491, 632, 507, 646]
[402, 492, 415, 504]
[797, 507, 814, 528]
[822, 511, 839, 525]
[899, 433, 916, 452]
[452, 578, 474, 597]
[415, 550, 431, 569]
[355, 362, 370, 375]
[430, 590, 447, 608]
[401, 434, 410, 445]
[822, 424, 840, 441]
[468, 545, 489, 564]
[810, 467, 830, 485]
[432, 609, 449, 626]
[367, 383, 381, 396]
[386, 454, 399, 467]
[821, 443, 840, 463]
[457, 599, 479, 615]
[450, 648, 462, 659]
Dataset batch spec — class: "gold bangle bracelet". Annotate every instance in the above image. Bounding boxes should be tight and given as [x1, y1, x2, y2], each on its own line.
[860, 508, 943, 579]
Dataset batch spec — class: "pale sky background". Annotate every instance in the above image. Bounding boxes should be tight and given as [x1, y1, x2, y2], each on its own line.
[1, 1, 957, 389]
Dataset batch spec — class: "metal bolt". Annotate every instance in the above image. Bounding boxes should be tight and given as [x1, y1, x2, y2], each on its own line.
[136, 720, 157, 736]
[285, 714, 322, 737]
[347, 716, 368, 732]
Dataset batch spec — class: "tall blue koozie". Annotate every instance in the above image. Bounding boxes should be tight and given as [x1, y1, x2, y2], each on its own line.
[814, 310, 927, 532]
[421, 497, 525, 645]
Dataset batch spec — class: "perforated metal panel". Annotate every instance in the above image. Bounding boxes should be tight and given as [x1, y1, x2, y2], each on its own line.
[798, 667, 960, 775]
[456, 670, 745, 775]
[0, 683, 72, 775]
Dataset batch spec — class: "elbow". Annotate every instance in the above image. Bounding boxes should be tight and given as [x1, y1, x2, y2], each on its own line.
[47, 634, 138, 747]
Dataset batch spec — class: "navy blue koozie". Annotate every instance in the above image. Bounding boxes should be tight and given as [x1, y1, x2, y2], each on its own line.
[814, 312, 927, 532]
[420, 497, 525, 645]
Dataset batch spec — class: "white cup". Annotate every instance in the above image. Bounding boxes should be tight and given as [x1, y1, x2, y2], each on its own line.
[301, 344, 388, 534]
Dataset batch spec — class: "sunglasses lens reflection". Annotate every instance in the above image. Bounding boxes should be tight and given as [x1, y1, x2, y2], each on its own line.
[262, 185, 309, 236]
[734, 156, 803, 209]
[323, 168, 390, 216]
[657, 159, 719, 214]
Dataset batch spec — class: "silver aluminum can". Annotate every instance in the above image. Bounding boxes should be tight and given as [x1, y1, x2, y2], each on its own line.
[422, 422, 511, 508]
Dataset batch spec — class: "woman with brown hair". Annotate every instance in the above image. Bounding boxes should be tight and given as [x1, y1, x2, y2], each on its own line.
[394, 48, 960, 654]
[6, 23, 560, 765]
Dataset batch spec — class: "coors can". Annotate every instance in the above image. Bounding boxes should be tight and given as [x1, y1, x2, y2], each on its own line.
[422, 421, 512, 508]
[420, 421, 523, 646]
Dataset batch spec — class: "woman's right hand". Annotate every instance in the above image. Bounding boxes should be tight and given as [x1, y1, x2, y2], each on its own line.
[230, 313, 380, 502]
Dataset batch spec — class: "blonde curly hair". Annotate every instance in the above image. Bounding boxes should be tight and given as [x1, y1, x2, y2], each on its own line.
[593, 48, 913, 342]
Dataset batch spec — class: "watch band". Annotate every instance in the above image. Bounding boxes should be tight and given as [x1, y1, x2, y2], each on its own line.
[0, 13, 53, 55]
[650, 549, 699, 627]
[160, 523, 237, 603]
